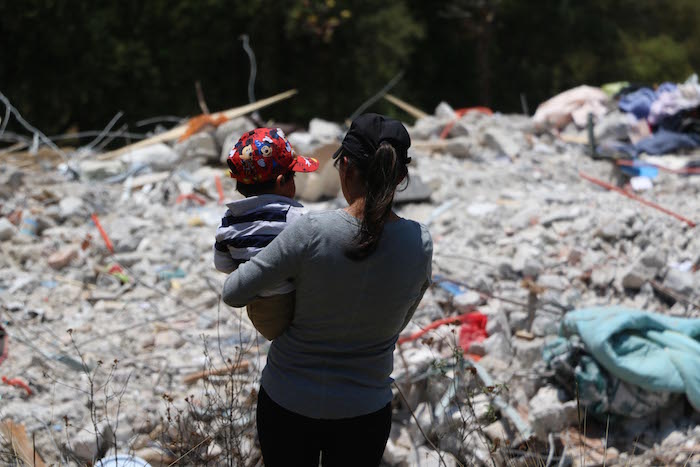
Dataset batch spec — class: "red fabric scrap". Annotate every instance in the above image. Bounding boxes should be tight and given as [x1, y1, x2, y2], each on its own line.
[2, 376, 32, 396]
[458, 313, 488, 354]
[398, 312, 488, 359]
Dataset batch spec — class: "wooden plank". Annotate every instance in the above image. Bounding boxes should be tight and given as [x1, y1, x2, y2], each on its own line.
[97, 89, 298, 161]
[384, 94, 429, 120]
[0, 141, 29, 157]
[183, 362, 250, 385]
[129, 171, 171, 189]
[0, 420, 47, 467]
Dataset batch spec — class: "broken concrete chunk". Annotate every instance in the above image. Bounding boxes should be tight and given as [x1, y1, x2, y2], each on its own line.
[537, 274, 569, 290]
[597, 218, 630, 241]
[48, 247, 78, 270]
[214, 116, 255, 147]
[383, 424, 414, 465]
[410, 115, 447, 139]
[120, 143, 180, 171]
[435, 101, 457, 120]
[453, 290, 481, 310]
[483, 127, 522, 158]
[0, 217, 16, 241]
[444, 136, 473, 158]
[528, 385, 578, 439]
[69, 420, 115, 461]
[79, 159, 127, 181]
[640, 249, 667, 270]
[513, 336, 545, 367]
[483, 332, 513, 362]
[523, 257, 543, 278]
[308, 118, 342, 141]
[174, 131, 219, 164]
[591, 267, 615, 288]
[621, 261, 656, 290]
[394, 175, 432, 204]
[531, 314, 558, 337]
[663, 269, 695, 297]
[59, 196, 88, 219]
[154, 330, 185, 349]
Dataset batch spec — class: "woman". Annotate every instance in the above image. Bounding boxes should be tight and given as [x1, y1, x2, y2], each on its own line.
[223, 113, 433, 466]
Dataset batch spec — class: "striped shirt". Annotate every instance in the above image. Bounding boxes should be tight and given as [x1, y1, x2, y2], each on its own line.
[214, 194, 306, 296]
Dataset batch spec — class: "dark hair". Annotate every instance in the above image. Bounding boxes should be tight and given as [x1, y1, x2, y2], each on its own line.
[339, 142, 409, 260]
[236, 171, 294, 197]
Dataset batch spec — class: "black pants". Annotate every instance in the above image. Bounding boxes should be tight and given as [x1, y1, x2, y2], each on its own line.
[256, 386, 392, 467]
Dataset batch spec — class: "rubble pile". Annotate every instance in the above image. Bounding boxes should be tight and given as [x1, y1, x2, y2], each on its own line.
[0, 92, 699, 465]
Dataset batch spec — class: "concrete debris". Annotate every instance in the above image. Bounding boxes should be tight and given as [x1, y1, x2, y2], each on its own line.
[394, 175, 433, 204]
[513, 336, 545, 367]
[528, 386, 578, 439]
[1, 99, 699, 467]
[173, 131, 218, 164]
[69, 420, 115, 461]
[663, 268, 696, 296]
[79, 159, 126, 181]
[308, 118, 342, 141]
[0, 217, 16, 241]
[59, 196, 88, 219]
[214, 116, 255, 147]
[47, 247, 78, 270]
[444, 136, 472, 158]
[120, 143, 180, 171]
[483, 127, 522, 158]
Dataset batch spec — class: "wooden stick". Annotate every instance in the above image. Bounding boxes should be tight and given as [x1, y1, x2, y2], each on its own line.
[97, 89, 298, 161]
[579, 171, 696, 227]
[0, 141, 29, 157]
[194, 80, 210, 115]
[183, 361, 250, 385]
[0, 420, 47, 467]
[383, 94, 429, 120]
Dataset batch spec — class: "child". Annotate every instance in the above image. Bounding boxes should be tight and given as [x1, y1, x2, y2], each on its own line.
[214, 127, 318, 339]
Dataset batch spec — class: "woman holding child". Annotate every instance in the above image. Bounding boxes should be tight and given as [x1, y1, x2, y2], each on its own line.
[222, 113, 433, 466]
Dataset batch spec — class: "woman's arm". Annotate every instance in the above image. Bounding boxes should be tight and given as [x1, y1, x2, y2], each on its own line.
[222, 216, 311, 307]
[399, 224, 434, 331]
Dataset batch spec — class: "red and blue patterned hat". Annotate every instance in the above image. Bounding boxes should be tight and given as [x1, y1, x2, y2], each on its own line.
[227, 128, 319, 184]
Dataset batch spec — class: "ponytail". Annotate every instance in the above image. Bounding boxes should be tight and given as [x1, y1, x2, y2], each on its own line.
[345, 142, 409, 260]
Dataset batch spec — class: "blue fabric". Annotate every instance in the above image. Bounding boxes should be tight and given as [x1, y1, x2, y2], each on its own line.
[635, 128, 700, 155]
[619, 88, 657, 119]
[618, 83, 677, 119]
[561, 307, 700, 411]
[610, 128, 700, 157]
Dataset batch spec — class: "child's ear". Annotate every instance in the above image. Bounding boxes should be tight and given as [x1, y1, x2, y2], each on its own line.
[276, 174, 286, 186]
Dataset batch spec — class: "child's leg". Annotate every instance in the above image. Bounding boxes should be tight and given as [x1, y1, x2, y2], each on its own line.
[246, 292, 295, 340]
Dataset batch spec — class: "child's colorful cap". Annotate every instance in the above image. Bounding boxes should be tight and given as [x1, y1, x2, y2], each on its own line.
[227, 128, 319, 184]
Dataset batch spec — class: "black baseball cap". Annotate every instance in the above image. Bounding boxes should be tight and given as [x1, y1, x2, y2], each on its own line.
[332, 113, 411, 164]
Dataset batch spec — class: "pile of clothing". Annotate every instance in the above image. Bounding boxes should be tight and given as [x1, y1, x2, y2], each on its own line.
[611, 75, 700, 157]
[543, 307, 700, 418]
[534, 75, 700, 159]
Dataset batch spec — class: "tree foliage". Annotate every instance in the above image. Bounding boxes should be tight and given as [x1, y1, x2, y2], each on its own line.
[0, 0, 698, 136]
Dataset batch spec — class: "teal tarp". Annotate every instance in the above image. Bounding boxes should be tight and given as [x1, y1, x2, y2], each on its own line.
[562, 307, 700, 411]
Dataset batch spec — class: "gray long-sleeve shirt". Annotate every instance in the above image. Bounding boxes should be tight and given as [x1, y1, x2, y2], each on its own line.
[222, 209, 432, 419]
